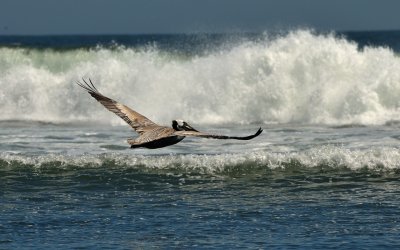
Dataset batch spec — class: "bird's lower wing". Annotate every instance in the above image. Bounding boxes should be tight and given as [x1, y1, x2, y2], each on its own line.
[175, 127, 263, 140]
[77, 79, 158, 134]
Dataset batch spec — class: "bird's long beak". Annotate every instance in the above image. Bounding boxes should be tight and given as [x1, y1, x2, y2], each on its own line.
[182, 122, 199, 132]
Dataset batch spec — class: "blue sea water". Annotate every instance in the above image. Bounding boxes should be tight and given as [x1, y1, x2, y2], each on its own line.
[1, 30, 400, 249]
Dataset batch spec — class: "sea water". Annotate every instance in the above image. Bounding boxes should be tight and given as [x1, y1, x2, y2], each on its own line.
[1, 30, 400, 248]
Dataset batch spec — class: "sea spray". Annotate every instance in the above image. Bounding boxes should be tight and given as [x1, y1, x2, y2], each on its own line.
[1, 30, 400, 125]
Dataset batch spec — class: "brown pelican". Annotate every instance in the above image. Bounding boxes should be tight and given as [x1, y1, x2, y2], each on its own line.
[77, 79, 263, 149]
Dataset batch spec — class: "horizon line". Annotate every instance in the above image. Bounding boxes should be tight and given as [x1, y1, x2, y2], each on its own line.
[1, 28, 400, 37]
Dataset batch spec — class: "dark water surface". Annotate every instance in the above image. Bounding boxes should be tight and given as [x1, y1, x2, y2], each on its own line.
[2, 163, 400, 249]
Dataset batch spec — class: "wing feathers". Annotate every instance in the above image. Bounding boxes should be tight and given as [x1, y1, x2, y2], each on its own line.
[175, 127, 263, 140]
[77, 79, 157, 134]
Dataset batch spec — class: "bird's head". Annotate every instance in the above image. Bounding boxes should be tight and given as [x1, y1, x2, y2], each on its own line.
[172, 119, 199, 132]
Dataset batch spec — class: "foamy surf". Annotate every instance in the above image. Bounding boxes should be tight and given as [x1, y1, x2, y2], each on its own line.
[1, 30, 400, 126]
[2, 146, 400, 175]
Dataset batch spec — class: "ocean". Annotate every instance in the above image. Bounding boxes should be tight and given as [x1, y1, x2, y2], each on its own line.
[1, 30, 400, 249]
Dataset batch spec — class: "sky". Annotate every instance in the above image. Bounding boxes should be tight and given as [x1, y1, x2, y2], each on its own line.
[1, 0, 400, 35]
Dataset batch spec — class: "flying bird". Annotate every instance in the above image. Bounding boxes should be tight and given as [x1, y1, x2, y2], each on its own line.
[77, 79, 263, 149]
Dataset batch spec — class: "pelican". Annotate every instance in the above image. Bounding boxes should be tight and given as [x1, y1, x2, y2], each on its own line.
[77, 79, 263, 149]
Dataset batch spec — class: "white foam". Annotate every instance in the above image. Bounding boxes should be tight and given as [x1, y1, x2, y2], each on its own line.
[1, 30, 400, 125]
[2, 146, 400, 174]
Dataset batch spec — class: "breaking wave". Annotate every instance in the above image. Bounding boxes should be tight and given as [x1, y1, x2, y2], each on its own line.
[2, 146, 400, 175]
[1, 30, 400, 125]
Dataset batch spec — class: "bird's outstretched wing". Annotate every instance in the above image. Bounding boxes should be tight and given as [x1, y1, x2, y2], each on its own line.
[77, 79, 158, 134]
[175, 127, 263, 140]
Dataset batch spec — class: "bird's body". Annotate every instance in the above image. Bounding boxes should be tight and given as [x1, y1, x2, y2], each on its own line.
[77, 79, 262, 149]
[127, 126, 185, 149]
